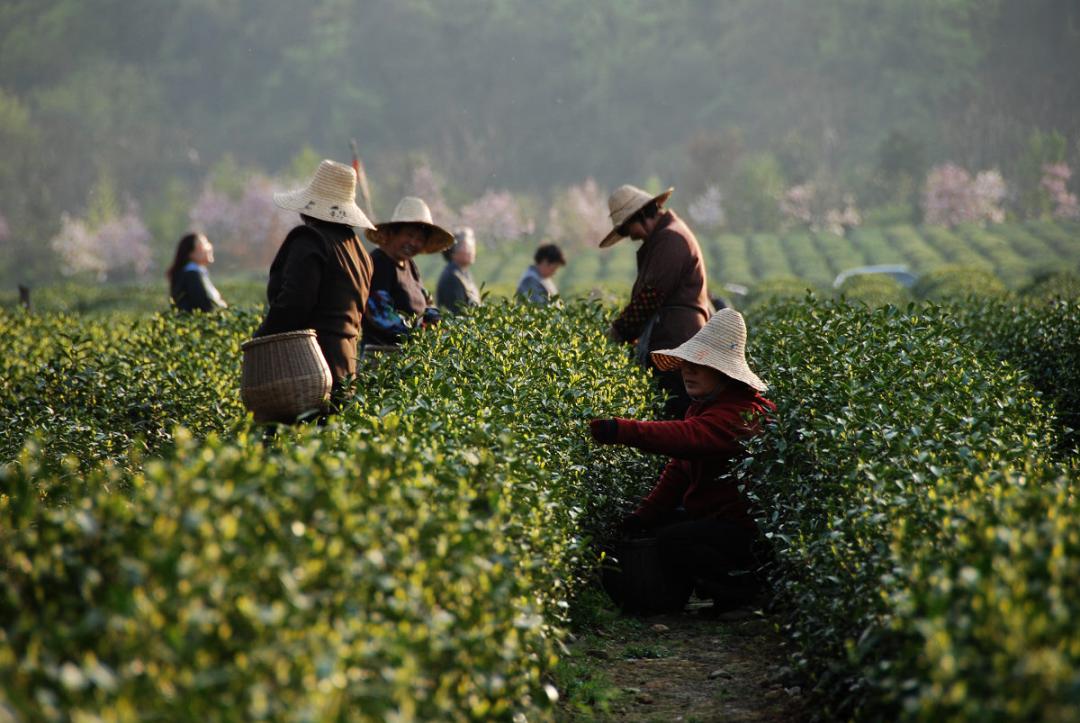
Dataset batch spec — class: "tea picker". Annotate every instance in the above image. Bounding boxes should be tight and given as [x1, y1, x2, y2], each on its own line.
[360, 196, 453, 348]
[599, 184, 713, 420]
[590, 309, 776, 614]
[241, 158, 375, 424]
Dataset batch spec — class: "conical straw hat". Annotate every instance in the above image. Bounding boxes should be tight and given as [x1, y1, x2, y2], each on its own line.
[274, 159, 374, 229]
[599, 184, 674, 248]
[365, 196, 455, 254]
[650, 309, 767, 392]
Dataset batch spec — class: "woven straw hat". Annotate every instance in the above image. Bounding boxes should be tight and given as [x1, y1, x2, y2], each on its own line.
[365, 196, 455, 254]
[599, 184, 674, 248]
[650, 309, 767, 392]
[273, 159, 375, 230]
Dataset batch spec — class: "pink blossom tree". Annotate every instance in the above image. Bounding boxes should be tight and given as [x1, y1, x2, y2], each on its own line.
[779, 183, 861, 235]
[190, 174, 296, 271]
[688, 185, 727, 230]
[971, 170, 1007, 224]
[778, 183, 815, 227]
[407, 162, 458, 230]
[1040, 163, 1080, 220]
[922, 163, 1006, 227]
[189, 186, 233, 245]
[458, 190, 535, 246]
[50, 204, 153, 281]
[824, 196, 862, 236]
[545, 178, 609, 248]
[51, 214, 98, 278]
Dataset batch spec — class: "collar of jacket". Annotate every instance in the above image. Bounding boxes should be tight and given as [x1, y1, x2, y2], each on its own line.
[686, 382, 758, 416]
[637, 210, 678, 259]
[374, 247, 409, 270]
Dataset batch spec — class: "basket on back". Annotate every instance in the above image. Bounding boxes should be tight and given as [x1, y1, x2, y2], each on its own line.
[240, 330, 332, 423]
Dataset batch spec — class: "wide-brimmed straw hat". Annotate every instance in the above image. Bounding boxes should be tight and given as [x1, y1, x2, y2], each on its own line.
[650, 309, 767, 392]
[599, 184, 674, 248]
[364, 196, 455, 254]
[274, 159, 375, 230]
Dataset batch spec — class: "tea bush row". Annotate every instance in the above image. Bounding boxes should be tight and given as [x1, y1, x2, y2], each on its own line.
[945, 297, 1080, 453]
[743, 298, 1080, 720]
[0, 301, 659, 720]
[0, 308, 258, 478]
[418, 219, 1079, 292]
[0, 278, 266, 315]
[743, 266, 1080, 311]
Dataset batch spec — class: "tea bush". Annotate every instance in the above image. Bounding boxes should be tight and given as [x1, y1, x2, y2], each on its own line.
[885, 224, 946, 271]
[945, 298, 1080, 453]
[912, 264, 1010, 301]
[834, 274, 911, 307]
[812, 230, 866, 274]
[0, 300, 660, 720]
[743, 298, 1079, 720]
[0, 308, 258, 477]
[1022, 270, 1080, 303]
[0, 277, 265, 315]
[6, 288, 1080, 719]
[743, 275, 816, 311]
[1, 429, 562, 720]
[781, 231, 833, 288]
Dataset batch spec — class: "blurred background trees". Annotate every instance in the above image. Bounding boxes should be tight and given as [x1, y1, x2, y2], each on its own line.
[0, 0, 1077, 284]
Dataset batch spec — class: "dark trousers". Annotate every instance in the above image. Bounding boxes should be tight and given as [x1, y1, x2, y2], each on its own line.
[604, 512, 767, 613]
[316, 333, 357, 413]
[317, 333, 356, 389]
[654, 515, 760, 589]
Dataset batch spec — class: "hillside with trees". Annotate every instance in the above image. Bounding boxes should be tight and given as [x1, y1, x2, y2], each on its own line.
[1, 0, 1078, 284]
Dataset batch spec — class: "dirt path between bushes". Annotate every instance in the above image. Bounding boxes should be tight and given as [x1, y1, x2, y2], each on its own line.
[558, 601, 805, 722]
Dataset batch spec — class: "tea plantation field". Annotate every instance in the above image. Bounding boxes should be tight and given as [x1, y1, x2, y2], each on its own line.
[3, 220, 1077, 316]
[412, 218, 1080, 298]
[1, 289, 1079, 720]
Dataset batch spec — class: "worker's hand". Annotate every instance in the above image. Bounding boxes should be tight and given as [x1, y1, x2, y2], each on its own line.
[620, 513, 647, 538]
[421, 307, 441, 328]
[589, 418, 619, 445]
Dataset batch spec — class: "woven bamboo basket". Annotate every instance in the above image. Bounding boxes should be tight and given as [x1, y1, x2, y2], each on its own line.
[240, 330, 332, 423]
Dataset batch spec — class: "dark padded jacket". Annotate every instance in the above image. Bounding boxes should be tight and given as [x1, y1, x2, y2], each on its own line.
[171, 264, 225, 312]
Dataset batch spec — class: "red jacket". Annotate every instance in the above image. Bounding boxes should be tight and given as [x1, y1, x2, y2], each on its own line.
[616, 386, 776, 528]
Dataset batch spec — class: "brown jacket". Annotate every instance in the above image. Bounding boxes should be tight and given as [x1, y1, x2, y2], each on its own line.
[255, 218, 373, 383]
[612, 210, 711, 353]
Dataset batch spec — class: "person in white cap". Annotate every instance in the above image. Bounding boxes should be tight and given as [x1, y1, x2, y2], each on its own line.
[589, 309, 775, 612]
[436, 226, 482, 312]
[254, 159, 375, 397]
[600, 184, 712, 419]
[362, 196, 454, 345]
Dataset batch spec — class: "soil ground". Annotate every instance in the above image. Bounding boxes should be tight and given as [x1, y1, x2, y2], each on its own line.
[556, 598, 805, 722]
